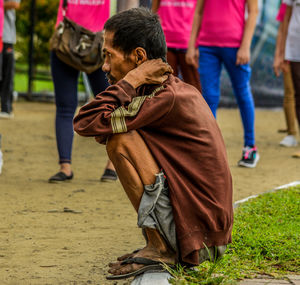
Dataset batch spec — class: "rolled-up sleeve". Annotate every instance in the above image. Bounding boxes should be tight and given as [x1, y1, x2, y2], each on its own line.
[73, 79, 174, 144]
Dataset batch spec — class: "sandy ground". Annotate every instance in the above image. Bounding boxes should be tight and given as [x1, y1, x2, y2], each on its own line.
[0, 101, 299, 285]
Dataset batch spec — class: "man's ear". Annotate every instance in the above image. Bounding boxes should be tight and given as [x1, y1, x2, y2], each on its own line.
[134, 47, 147, 65]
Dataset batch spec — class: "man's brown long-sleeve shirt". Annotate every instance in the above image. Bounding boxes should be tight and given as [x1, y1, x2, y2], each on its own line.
[73, 75, 233, 265]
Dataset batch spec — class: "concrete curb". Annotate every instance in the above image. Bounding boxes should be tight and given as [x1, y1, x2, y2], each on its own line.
[238, 274, 300, 284]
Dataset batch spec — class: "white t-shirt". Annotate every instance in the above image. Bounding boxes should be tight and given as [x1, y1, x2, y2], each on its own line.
[3, 0, 21, 44]
[284, 0, 300, 62]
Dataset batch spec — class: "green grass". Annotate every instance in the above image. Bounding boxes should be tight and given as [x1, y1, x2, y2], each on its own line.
[14, 63, 85, 93]
[14, 72, 54, 93]
[167, 187, 300, 284]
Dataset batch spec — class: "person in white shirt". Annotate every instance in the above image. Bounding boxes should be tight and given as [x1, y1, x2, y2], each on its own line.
[280, 0, 300, 157]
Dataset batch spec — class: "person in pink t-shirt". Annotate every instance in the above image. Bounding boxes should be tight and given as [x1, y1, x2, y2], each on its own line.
[186, 0, 259, 168]
[273, 2, 297, 147]
[0, 0, 3, 49]
[0, 0, 3, 77]
[56, 0, 109, 32]
[49, 0, 118, 183]
[152, 0, 201, 91]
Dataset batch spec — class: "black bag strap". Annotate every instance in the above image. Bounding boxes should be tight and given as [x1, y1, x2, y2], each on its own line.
[62, 0, 68, 17]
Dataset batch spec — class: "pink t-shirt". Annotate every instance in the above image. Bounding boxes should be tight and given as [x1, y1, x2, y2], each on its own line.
[197, 0, 246, 48]
[56, 0, 110, 32]
[157, 0, 197, 49]
[0, 0, 3, 38]
[276, 3, 287, 22]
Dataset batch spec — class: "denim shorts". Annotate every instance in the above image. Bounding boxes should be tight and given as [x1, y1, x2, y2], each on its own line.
[137, 171, 227, 263]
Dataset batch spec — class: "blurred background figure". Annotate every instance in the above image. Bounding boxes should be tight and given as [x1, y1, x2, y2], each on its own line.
[117, 0, 152, 11]
[140, 0, 152, 7]
[152, 0, 201, 91]
[186, 0, 259, 168]
[0, 0, 4, 174]
[273, 2, 297, 147]
[0, 134, 3, 174]
[0, 0, 3, 55]
[49, 0, 117, 183]
[0, 0, 20, 119]
[280, 0, 300, 157]
[117, 0, 138, 11]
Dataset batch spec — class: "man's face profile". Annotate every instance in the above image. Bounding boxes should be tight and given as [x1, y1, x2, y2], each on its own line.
[102, 31, 137, 85]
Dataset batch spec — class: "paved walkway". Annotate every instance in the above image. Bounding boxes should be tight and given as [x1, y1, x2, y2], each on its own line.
[131, 273, 300, 285]
[238, 275, 300, 285]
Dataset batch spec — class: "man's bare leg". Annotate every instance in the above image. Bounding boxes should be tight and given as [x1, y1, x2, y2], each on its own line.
[106, 131, 176, 276]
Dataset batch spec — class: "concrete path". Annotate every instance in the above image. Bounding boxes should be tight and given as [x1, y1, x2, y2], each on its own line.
[239, 275, 300, 285]
[131, 271, 300, 284]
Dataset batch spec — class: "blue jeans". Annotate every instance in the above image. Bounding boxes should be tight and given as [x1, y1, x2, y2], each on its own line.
[51, 51, 109, 164]
[198, 46, 255, 147]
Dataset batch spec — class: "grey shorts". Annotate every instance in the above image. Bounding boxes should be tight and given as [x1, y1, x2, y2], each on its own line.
[137, 171, 177, 252]
[137, 171, 227, 263]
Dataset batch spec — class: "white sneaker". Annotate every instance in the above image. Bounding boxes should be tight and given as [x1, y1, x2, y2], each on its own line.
[279, 135, 298, 147]
[0, 112, 14, 119]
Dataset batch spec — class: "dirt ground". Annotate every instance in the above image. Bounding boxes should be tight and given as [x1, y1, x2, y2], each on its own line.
[0, 101, 299, 285]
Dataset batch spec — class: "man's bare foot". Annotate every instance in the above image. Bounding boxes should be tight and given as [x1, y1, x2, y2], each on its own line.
[107, 246, 176, 276]
[108, 250, 140, 269]
[117, 251, 137, 261]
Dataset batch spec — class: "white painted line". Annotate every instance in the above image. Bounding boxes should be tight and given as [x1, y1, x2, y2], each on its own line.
[234, 181, 300, 208]
[272, 181, 300, 190]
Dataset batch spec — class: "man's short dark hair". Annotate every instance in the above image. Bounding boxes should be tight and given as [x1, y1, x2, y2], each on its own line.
[104, 8, 167, 62]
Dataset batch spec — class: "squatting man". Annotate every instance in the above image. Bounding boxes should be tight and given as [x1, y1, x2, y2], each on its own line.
[74, 8, 233, 280]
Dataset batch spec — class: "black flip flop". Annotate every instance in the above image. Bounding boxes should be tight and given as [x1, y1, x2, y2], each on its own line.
[106, 257, 170, 280]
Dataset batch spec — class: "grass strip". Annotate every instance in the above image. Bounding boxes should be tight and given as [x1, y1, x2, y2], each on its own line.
[168, 187, 300, 284]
